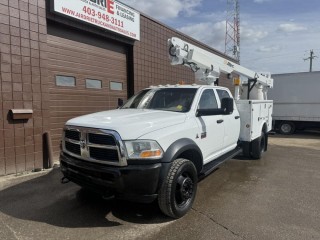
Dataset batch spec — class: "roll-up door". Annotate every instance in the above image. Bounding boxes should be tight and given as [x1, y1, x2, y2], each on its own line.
[47, 35, 127, 158]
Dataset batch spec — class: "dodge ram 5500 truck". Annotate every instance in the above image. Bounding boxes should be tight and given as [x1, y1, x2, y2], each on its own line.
[60, 37, 273, 218]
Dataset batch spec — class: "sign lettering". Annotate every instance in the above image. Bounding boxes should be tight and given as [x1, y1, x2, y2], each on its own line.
[54, 0, 140, 40]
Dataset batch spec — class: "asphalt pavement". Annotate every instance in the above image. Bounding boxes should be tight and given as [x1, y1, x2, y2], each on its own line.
[0, 132, 319, 240]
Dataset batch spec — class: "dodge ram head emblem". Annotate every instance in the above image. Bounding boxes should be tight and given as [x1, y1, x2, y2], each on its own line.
[80, 140, 86, 149]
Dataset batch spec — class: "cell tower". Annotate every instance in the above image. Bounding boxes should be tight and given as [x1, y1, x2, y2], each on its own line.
[225, 0, 240, 62]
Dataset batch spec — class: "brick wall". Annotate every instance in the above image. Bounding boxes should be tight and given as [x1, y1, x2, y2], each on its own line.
[133, 15, 235, 93]
[0, 0, 49, 175]
[0, 2, 235, 176]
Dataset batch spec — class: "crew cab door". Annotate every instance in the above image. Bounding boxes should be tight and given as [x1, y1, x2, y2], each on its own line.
[216, 89, 240, 152]
[195, 89, 225, 164]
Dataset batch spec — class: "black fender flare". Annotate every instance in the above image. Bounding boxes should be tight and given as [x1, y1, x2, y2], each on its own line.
[161, 138, 203, 172]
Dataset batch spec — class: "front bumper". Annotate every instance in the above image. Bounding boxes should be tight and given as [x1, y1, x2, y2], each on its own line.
[60, 153, 165, 203]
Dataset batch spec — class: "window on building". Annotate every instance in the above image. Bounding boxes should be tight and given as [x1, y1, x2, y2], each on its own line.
[110, 81, 123, 91]
[56, 75, 75, 87]
[86, 79, 102, 89]
[198, 89, 218, 109]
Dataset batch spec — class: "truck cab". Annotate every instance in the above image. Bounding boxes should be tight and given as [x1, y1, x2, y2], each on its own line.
[60, 85, 241, 218]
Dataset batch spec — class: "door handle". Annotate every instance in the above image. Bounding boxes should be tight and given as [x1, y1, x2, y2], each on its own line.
[235, 116, 240, 119]
[217, 119, 224, 124]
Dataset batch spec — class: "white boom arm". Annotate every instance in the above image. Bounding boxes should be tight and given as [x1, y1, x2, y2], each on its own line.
[168, 37, 273, 99]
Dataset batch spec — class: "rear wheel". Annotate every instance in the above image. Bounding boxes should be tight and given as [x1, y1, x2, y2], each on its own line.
[251, 131, 266, 159]
[242, 142, 251, 158]
[279, 121, 295, 135]
[158, 159, 197, 218]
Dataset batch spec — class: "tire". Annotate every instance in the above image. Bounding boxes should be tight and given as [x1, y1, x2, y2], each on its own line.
[251, 131, 266, 159]
[242, 142, 251, 158]
[158, 158, 198, 218]
[279, 121, 295, 135]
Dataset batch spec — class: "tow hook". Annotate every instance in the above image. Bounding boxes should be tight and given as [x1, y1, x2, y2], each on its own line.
[61, 177, 70, 184]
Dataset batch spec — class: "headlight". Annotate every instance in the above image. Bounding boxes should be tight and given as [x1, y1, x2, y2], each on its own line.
[124, 140, 163, 159]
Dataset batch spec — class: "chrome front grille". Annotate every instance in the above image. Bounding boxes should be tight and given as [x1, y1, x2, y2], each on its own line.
[63, 127, 127, 166]
[88, 133, 116, 145]
[65, 141, 81, 155]
[65, 130, 80, 141]
[89, 147, 119, 161]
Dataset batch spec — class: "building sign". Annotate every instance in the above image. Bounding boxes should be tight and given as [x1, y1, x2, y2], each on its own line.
[54, 0, 140, 40]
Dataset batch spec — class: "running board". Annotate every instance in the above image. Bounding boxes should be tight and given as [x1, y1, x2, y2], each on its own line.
[199, 147, 242, 180]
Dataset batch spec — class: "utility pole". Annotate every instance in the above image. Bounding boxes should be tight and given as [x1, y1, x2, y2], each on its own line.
[304, 50, 317, 72]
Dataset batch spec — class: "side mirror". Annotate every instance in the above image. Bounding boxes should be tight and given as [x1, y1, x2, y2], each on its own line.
[221, 97, 234, 115]
[118, 98, 124, 108]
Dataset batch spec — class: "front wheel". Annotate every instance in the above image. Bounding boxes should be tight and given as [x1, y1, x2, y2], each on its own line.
[158, 159, 198, 218]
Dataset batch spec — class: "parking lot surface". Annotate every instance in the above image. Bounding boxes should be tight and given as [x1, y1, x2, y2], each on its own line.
[0, 132, 319, 240]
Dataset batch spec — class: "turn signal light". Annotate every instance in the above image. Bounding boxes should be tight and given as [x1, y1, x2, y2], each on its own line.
[139, 150, 162, 158]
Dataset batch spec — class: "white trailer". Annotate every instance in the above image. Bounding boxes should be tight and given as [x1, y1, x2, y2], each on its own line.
[268, 71, 320, 134]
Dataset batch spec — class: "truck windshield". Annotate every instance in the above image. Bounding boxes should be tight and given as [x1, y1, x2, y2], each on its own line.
[122, 88, 197, 112]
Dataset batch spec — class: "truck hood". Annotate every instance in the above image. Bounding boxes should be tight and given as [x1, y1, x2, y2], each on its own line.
[66, 109, 187, 140]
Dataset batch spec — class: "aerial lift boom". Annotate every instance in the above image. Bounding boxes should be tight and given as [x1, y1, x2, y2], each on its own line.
[168, 37, 273, 100]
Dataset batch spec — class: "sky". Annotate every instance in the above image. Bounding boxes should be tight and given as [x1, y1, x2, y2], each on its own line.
[121, 0, 320, 74]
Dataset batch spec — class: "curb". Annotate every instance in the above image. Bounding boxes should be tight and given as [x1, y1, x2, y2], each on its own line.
[0, 164, 60, 191]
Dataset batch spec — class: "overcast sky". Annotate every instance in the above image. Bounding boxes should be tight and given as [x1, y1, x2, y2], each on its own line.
[121, 0, 320, 74]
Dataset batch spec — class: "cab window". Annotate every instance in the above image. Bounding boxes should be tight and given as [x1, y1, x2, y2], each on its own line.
[216, 89, 231, 101]
[198, 89, 218, 109]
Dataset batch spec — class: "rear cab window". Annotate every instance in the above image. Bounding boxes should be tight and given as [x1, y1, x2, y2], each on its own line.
[216, 89, 231, 101]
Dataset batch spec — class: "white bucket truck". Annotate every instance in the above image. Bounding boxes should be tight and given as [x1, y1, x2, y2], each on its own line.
[60, 37, 273, 218]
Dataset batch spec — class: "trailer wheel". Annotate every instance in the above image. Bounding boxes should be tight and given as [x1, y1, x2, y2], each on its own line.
[251, 131, 266, 159]
[279, 121, 295, 135]
[158, 159, 198, 218]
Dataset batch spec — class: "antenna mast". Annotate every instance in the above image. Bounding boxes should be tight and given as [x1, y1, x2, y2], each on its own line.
[225, 0, 240, 62]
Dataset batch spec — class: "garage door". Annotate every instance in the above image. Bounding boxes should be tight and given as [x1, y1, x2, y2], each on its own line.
[47, 35, 127, 158]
